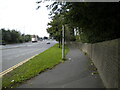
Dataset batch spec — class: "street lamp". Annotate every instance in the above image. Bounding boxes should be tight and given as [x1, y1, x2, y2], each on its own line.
[62, 25, 65, 60]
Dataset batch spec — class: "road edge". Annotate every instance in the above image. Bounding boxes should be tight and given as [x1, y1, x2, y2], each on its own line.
[0, 53, 38, 77]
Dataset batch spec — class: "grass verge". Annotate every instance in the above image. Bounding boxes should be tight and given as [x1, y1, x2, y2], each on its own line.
[2, 44, 69, 89]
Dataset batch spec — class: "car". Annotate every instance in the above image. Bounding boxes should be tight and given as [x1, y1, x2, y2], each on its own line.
[0, 42, 6, 45]
[46, 41, 50, 44]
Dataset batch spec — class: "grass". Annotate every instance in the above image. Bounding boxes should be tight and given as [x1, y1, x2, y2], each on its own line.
[2, 44, 69, 89]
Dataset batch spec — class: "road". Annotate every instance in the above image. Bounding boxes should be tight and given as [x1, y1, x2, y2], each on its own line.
[1, 40, 57, 72]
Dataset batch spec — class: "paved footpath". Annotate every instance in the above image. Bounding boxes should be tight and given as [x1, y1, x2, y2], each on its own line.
[17, 44, 105, 88]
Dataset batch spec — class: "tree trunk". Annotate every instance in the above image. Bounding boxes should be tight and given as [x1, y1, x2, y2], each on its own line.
[58, 38, 60, 48]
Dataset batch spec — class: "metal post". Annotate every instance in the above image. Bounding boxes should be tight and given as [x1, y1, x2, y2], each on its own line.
[62, 25, 65, 59]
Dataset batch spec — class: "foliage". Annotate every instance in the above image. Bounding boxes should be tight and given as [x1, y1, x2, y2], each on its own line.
[46, 4, 76, 46]
[44, 2, 120, 43]
[68, 3, 120, 43]
[47, 13, 63, 47]
[0, 28, 31, 44]
[43, 36, 48, 39]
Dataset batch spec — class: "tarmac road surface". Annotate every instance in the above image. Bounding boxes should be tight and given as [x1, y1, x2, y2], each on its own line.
[1, 40, 57, 72]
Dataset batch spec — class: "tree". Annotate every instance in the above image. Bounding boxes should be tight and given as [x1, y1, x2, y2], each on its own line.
[37, 2, 120, 43]
[43, 36, 48, 40]
[0, 28, 32, 43]
[47, 13, 64, 48]
[10, 30, 21, 43]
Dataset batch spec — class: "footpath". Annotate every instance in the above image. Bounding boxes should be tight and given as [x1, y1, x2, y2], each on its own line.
[17, 44, 105, 88]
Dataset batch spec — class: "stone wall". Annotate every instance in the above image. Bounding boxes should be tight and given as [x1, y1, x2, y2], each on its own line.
[68, 38, 119, 88]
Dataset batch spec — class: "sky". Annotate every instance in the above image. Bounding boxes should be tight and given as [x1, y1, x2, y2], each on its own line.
[0, 0, 53, 37]
[1, 0, 118, 37]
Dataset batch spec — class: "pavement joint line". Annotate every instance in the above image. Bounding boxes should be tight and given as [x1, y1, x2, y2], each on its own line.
[0, 53, 39, 77]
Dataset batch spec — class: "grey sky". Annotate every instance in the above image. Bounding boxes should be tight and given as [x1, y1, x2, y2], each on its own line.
[0, 0, 53, 37]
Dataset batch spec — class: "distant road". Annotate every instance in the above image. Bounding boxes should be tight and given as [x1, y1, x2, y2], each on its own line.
[1, 40, 57, 72]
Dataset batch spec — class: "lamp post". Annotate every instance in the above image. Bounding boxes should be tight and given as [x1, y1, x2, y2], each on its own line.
[62, 25, 65, 60]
